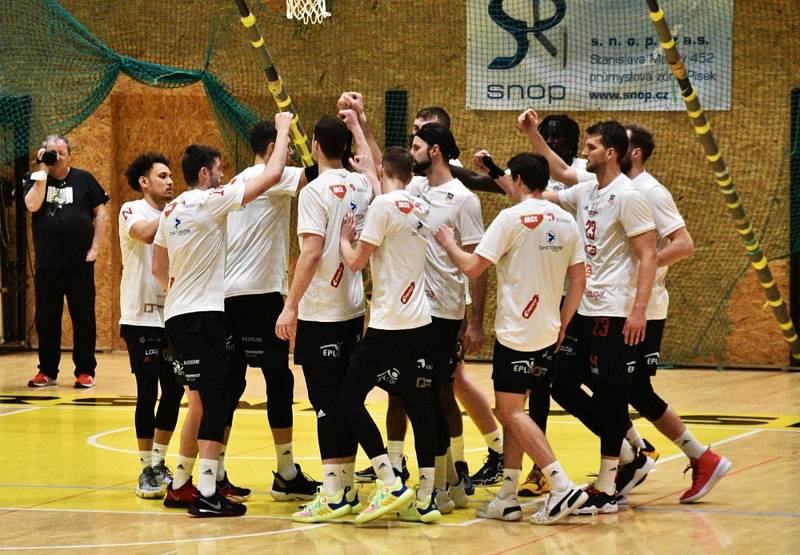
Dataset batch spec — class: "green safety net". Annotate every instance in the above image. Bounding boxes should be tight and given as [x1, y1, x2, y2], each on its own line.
[1, 0, 797, 365]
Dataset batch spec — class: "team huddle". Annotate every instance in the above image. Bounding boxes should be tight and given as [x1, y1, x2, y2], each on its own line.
[118, 91, 731, 525]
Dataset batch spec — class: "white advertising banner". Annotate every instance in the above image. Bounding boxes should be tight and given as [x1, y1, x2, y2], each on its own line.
[466, 0, 733, 111]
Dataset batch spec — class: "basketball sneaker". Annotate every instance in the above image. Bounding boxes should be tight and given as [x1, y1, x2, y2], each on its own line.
[476, 495, 523, 521]
[188, 491, 247, 517]
[469, 449, 503, 486]
[680, 448, 731, 504]
[641, 438, 660, 461]
[74, 373, 95, 388]
[163, 478, 198, 508]
[397, 490, 442, 523]
[449, 479, 469, 509]
[152, 460, 173, 488]
[292, 487, 352, 523]
[615, 451, 656, 500]
[346, 485, 362, 512]
[531, 484, 588, 525]
[217, 473, 251, 502]
[572, 485, 618, 515]
[454, 461, 474, 495]
[518, 465, 551, 497]
[355, 478, 414, 524]
[136, 466, 164, 499]
[271, 464, 321, 501]
[27, 372, 57, 387]
[433, 487, 454, 514]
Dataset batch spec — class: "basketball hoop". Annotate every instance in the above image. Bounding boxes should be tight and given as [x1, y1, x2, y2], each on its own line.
[285, 0, 330, 24]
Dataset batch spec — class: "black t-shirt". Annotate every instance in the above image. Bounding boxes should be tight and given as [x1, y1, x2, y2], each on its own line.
[27, 167, 109, 269]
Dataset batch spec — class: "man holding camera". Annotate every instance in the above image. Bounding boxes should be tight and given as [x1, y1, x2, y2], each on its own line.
[24, 134, 109, 388]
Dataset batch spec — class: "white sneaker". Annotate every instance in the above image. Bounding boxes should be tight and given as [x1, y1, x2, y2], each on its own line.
[531, 484, 587, 525]
[434, 487, 455, 514]
[449, 480, 469, 509]
[136, 467, 164, 499]
[476, 495, 523, 521]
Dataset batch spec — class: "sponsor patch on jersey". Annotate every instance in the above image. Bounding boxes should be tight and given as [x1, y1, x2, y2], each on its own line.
[522, 294, 539, 319]
[330, 262, 344, 288]
[330, 185, 346, 199]
[164, 202, 177, 217]
[400, 281, 415, 304]
[395, 200, 413, 214]
[521, 214, 544, 230]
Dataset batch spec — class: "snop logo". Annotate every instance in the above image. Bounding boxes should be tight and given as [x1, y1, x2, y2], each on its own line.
[487, 0, 567, 70]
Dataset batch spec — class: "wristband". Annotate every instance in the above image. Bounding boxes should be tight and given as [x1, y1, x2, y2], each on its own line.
[483, 155, 505, 179]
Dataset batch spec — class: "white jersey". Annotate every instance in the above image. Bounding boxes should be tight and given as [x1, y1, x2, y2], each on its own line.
[154, 182, 245, 320]
[359, 189, 431, 331]
[224, 165, 303, 298]
[558, 174, 655, 317]
[296, 168, 373, 323]
[118, 199, 166, 327]
[406, 177, 483, 320]
[546, 157, 592, 192]
[476, 198, 584, 352]
[632, 171, 686, 320]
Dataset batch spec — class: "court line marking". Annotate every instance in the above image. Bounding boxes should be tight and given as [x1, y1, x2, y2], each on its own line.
[634, 506, 800, 518]
[0, 406, 39, 417]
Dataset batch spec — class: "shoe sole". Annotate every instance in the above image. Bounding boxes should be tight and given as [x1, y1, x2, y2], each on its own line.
[617, 456, 657, 498]
[399, 509, 442, 523]
[292, 503, 352, 523]
[28, 381, 57, 387]
[533, 489, 588, 525]
[136, 489, 165, 499]
[573, 502, 619, 515]
[74, 383, 95, 389]
[680, 458, 732, 504]
[270, 490, 318, 501]
[188, 507, 247, 517]
[355, 487, 415, 524]
[476, 507, 523, 521]
[221, 493, 250, 503]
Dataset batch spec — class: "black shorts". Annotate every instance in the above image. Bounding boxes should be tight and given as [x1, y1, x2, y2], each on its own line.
[492, 339, 555, 394]
[164, 312, 228, 391]
[224, 293, 289, 368]
[120, 325, 169, 375]
[345, 324, 434, 395]
[294, 316, 365, 370]
[638, 319, 666, 376]
[575, 314, 638, 385]
[427, 316, 462, 383]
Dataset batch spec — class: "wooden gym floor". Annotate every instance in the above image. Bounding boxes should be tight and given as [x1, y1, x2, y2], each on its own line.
[0, 351, 798, 554]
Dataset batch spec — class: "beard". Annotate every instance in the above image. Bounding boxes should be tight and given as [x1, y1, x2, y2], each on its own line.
[412, 155, 432, 175]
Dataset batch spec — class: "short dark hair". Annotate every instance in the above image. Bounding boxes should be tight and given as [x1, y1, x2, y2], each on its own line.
[181, 144, 221, 187]
[585, 121, 629, 163]
[249, 120, 277, 157]
[414, 122, 461, 161]
[625, 123, 655, 162]
[382, 146, 414, 183]
[507, 152, 549, 192]
[538, 114, 580, 161]
[124, 152, 170, 192]
[313, 116, 351, 160]
[415, 106, 451, 130]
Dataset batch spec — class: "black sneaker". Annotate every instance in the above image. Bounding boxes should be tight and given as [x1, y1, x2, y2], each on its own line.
[641, 438, 660, 461]
[354, 464, 377, 483]
[455, 461, 475, 495]
[394, 456, 410, 484]
[217, 472, 252, 502]
[188, 491, 247, 517]
[469, 449, 504, 486]
[270, 464, 321, 501]
[615, 452, 656, 500]
[573, 485, 618, 515]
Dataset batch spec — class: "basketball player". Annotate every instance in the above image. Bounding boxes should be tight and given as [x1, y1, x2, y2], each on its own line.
[120, 153, 184, 499]
[435, 151, 588, 525]
[223, 120, 319, 503]
[520, 109, 659, 514]
[274, 111, 377, 522]
[152, 111, 293, 517]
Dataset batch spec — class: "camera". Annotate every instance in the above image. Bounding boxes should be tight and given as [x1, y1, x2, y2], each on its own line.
[40, 150, 58, 166]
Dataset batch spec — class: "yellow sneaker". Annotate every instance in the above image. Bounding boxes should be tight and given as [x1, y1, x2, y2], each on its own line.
[292, 487, 352, 523]
[355, 478, 414, 524]
[397, 490, 442, 523]
[518, 465, 551, 497]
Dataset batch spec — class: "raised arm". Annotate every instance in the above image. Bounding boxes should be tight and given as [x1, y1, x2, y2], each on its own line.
[275, 233, 324, 340]
[128, 218, 160, 244]
[337, 91, 383, 166]
[518, 109, 577, 186]
[340, 109, 380, 196]
[242, 111, 293, 205]
[339, 212, 376, 271]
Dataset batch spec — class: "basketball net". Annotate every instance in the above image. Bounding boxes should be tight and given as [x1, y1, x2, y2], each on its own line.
[285, 0, 330, 24]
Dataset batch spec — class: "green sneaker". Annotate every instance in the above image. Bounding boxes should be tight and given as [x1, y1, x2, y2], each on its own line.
[355, 478, 414, 524]
[292, 486, 352, 523]
[397, 490, 442, 523]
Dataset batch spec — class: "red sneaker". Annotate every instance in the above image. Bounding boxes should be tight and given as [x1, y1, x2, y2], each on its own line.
[680, 448, 732, 503]
[27, 372, 57, 387]
[164, 478, 199, 508]
[74, 374, 95, 388]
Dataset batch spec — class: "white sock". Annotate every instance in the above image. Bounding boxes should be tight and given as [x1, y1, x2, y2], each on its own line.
[542, 461, 570, 492]
[626, 426, 646, 450]
[275, 442, 297, 479]
[434, 455, 448, 490]
[450, 435, 465, 463]
[217, 448, 227, 481]
[483, 429, 503, 453]
[619, 439, 636, 465]
[446, 450, 459, 485]
[139, 450, 153, 471]
[595, 459, 618, 495]
[371, 454, 396, 485]
[418, 467, 435, 500]
[173, 455, 196, 489]
[198, 458, 219, 498]
[341, 462, 355, 489]
[673, 429, 706, 460]
[387, 440, 405, 471]
[498, 468, 521, 498]
[152, 442, 168, 467]
[322, 464, 342, 494]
